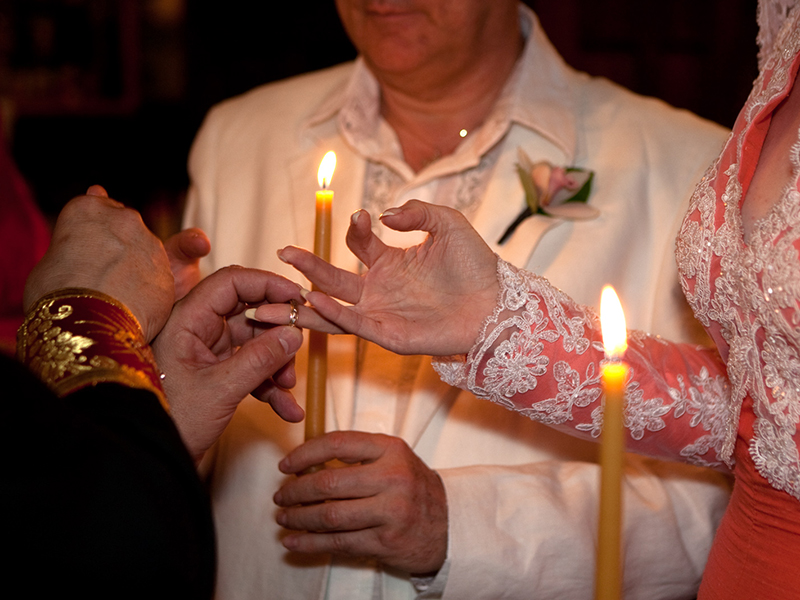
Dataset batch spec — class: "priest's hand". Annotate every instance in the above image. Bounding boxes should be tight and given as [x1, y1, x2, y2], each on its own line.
[152, 266, 305, 463]
[274, 431, 448, 575]
[257, 200, 499, 357]
[23, 185, 173, 342]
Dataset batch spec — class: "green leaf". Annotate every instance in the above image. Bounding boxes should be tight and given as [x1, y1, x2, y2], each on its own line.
[563, 170, 594, 205]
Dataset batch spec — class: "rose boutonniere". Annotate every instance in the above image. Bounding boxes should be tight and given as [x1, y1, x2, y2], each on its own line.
[498, 149, 598, 244]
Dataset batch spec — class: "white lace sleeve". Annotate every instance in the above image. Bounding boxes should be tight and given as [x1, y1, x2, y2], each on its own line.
[757, 0, 800, 69]
[434, 258, 733, 470]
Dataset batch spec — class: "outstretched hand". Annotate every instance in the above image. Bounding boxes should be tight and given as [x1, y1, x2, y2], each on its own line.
[264, 200, 499, 357]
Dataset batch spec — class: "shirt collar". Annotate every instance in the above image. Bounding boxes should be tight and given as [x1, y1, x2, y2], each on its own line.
[304, 4, 579, 176]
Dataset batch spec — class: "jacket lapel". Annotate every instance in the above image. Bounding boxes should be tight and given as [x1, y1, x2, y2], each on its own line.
[473, 126, 572, 275]
[401, 128, 573, 449]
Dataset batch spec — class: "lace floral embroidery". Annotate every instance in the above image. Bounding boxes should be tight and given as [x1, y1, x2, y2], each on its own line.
[677, 8, 800, 497]
[757, 0, 800, 69]
[435, 259, 730, 468]
[362, 146, 501, 228]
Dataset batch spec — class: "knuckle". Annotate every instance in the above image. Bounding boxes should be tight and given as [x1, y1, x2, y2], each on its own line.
[384, 495, 412, 524]
[216, 265, 237, 277]
[383, 434, 407, 454]
[247, 339, 281, 370]
[328, 533, 348, 554]
[314, 470, 339, 496]
[221, 264, 246, 275]
[59, 195, 97, 226]
[318, 502, 343, 530]
[375, 523, 405, 551]
[325, 431, 350, 454]
[64, 195, 90, 214]
[381, 466, 407, 490]
[115, 206, 143, 231]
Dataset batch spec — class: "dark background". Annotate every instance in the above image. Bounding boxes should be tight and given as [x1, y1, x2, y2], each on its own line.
[1, 0, 759, 237]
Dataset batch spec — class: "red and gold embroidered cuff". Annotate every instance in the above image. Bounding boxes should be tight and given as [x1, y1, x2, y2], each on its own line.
[17, 288, 167, 410]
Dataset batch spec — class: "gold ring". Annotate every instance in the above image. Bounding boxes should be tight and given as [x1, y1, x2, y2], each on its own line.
[288, 300, 299, 327]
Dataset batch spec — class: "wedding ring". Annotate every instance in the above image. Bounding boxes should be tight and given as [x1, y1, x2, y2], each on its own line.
[288, 300, 299, 327]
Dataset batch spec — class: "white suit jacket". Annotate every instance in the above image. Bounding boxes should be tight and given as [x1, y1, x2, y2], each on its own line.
[185, 9, 731, 599]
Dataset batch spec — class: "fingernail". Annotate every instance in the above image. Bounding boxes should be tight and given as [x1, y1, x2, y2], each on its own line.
[279, 328, 303, 356]
[276, 510, 287, 526]
[380, 207, 399, 218]
[245, 308, 261, 321]
[282, 535, 298, 550]
[300, 287, 310, 299]
[277, 249, 288, 263]
[351, 209, 369, 225]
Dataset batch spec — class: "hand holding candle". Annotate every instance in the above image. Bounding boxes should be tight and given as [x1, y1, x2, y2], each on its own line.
[596, 286, 628, 600]
[305, 151, 336, 443]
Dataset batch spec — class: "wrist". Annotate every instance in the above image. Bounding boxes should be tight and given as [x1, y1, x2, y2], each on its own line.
[17, 288, 167, 410]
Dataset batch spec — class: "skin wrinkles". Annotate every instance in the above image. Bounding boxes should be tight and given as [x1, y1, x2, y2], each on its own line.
[335, 0, 522, 171]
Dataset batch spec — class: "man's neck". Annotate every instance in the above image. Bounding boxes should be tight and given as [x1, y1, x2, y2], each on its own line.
[376, 34, 524, 173]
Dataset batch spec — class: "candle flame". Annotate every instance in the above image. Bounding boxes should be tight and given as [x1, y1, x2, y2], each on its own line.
[600, 285, 627, 360]
[317, 151, 337, 189]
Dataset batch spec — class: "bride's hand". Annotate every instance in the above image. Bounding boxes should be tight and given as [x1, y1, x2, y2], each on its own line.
[254, 200, 499, 356]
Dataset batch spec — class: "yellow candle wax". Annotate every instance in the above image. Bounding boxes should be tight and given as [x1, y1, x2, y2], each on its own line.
[312, 190, 333, 260]
[595, 362, 627, 600]
[595, 285, 628, 600]
[305, 152, 336, 443]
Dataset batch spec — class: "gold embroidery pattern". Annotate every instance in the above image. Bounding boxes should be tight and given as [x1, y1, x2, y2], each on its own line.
[17, 288, 167, 411]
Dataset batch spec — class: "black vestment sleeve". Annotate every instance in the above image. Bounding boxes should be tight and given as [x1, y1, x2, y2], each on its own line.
[2, 354, 216, 599]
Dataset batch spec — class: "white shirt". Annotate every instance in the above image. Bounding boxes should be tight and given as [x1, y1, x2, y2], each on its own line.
[185, 5, 732, 599]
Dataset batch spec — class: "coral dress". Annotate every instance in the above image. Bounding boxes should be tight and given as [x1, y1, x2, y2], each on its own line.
[436, 5, 800, 597]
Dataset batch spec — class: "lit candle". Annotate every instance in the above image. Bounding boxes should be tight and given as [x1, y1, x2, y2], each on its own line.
[595, 285, 628, 600]
[305, 151, 336, 443]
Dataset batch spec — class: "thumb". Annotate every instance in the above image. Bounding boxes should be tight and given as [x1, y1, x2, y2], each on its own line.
[165, 228, 211, 264]
[214, 325, 303, 396]
[378, 199, 462, 236]
[345, 209, 390, 268]
[165, 228, 211, 300]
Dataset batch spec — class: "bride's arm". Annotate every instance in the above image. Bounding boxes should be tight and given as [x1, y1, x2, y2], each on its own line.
[264, 200, 732, 470]
[437, 257, 731, 470]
